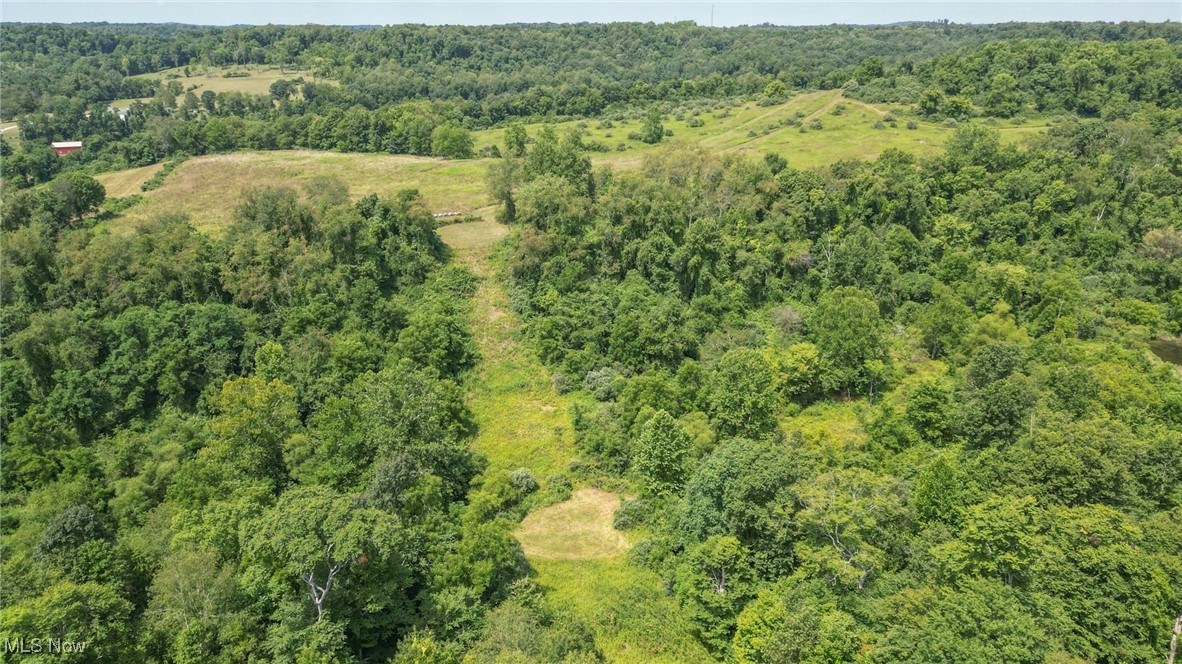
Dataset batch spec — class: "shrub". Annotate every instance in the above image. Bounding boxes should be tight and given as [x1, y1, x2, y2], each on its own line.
[613, 498, 652, 530]
[546, 474, 573, 501]
[584, 367, 624, 401]
[509, 468, 540, 495]
[808, 118, 824, 130]
[907, 120, 919, 130]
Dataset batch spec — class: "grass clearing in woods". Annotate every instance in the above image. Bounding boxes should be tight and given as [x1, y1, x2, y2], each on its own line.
[437, 219, 575, 480]
[531, 556, 714, 663]
[472, 88, 1048, 171]
[91, 89, 1052, 236]
[131, 65, 329, 96]
[436, 220, 706, 662]
[95, 151, 493, 236]
[516, 488, 629, 559]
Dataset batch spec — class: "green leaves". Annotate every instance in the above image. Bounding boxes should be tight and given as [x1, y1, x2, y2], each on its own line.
[631, 410, 691, 496]
[810, 286, 890, 396]
[932, 495, 1041, 587]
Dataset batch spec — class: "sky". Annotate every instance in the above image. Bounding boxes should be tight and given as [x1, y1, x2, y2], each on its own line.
[1, 0, 1179, 26]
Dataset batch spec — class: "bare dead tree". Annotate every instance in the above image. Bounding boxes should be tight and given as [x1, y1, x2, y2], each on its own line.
[1168, 614, 1182, 664]
[301, 543, 342, 622]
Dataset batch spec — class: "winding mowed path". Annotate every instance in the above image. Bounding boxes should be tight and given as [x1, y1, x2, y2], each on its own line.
[437, 217, 712, 662]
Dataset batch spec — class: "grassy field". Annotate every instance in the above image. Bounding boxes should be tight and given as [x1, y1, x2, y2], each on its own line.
[95, 151, 493, 235]
[474, 89, 1050, 171]
[532, 557, 713, 663]
[130, 65, 327, 98]
[516, 489, 629, 559]
[93, 163, 159, 198]
[93, 89, 1053, 236]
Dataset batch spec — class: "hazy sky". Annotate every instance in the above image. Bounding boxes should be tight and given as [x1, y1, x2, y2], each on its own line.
[1, 0, 1179, 26]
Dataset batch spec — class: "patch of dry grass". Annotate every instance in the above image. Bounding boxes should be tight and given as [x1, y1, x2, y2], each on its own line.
[94, 163, 159, 198]
[516, 489, 629, 559]
[132, 66, 328, 97]
[101, 151, 494, 236]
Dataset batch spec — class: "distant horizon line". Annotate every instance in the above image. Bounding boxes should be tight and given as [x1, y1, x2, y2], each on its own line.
[3, 18, 1178, 27]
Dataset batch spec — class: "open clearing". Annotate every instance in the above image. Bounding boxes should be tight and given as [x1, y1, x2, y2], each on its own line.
[94, 163, 159, 198]
[438, 219, 573, 479]
[131, 65, 327, 97]
[474, 88, 1049, 171]
[95, 151, 492, 235]
[516, 489, 630, 559]
[532, 557, 713, 663]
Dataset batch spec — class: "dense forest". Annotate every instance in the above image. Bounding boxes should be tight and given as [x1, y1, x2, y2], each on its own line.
[2, 17, 1182, 664]
[496, 119, 1182, 662]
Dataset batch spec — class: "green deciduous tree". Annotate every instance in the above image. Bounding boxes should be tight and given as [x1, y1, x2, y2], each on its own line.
[810, 286, 890, 396]
[640, 107, 665, 144]
[631, 410, 691, 496]
[431, 123, 473, 159]
[709, 349, 778, 439]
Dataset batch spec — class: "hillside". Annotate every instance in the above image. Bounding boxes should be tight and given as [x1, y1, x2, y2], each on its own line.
[5, 20, 1181, 664]
[95, 89, 1045, 233]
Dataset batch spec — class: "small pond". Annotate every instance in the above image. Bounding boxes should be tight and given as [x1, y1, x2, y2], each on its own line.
[1149, 340, 1182, 366]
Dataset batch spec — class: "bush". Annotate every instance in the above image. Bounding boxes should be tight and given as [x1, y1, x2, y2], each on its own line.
[772, 305, 804, 335]
[873, 120, 885, 129]
[613, 498, 652, 530]
[546, 474, 573, 501]
[509, 468, 540, 495]
[553, 373, 576, 394]
[584, 367, 624, 401]
[907, 120, 919, 130]
[687, 117, 705, 128]
[140, 153, 189, 191]
[808, 118, 824, 130]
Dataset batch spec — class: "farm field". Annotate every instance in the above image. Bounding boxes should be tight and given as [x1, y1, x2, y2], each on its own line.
[96, 150, 492, 234]
[472, 89, 1049, 170]
[131, 65, 327, 96]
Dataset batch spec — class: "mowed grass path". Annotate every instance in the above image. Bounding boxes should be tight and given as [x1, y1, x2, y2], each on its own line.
[436, 220, 711, 663]
[437, 219, 574, 479]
